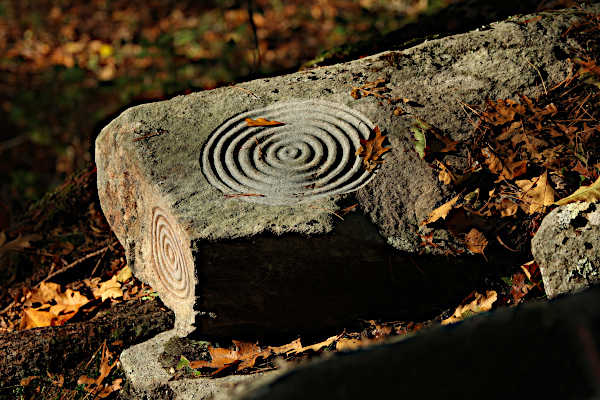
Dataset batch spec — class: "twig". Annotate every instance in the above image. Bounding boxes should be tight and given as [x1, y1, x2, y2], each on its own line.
[407, 255, 427, 276]
[0, 134, 29, 153]
[496, 236, 519, 252]
[38, 241, 118, 287]
[223, 193, 264, 198]
[528, 62, 547, 95]
[309, 206, 344, 220]
[230, 84, 259, 98]
[132, 132, 161, 142]
[254, 136, 263, 156]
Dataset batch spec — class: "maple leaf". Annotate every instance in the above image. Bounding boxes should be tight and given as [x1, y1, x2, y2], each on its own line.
[78, 341, 122, 398]
[245, 117, 284, 126]
[441, 290, 497, 325]
[554, 176, 600, 206]
[188, 340, 272, 375]
[420, 195, 460, 225]
[269, 338, 303, 355]
[516, 172, 557, 214]
[355, 126, 391, 172]
[91, 275, 124, 301]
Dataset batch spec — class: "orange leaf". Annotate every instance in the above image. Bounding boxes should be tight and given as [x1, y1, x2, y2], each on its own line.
[269, 338, 303, 355]
[420, 195, 460, 225]
[188, 340, 272, 375]
[441, 290, 497, 325]
[245, 117, 284, 126]
[355, 126, 391, 172]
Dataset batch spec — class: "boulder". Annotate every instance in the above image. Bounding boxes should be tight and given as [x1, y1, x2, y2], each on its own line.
[532, 201, 600, 299]
[96, 7, 587, 341]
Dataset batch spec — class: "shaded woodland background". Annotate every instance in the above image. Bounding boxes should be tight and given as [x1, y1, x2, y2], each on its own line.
[0, 0, 587, 223]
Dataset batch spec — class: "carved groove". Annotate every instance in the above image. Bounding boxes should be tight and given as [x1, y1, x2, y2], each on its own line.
[151, 207, 191, 299]
[201, 99, 376, 204]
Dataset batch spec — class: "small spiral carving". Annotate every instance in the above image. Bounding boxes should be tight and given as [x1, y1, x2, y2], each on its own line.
[201, 99, 377, 204]
[151, 207, 191, 299]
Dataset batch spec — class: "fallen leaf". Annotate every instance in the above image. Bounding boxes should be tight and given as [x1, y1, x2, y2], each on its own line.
[335, 337, 372, 351]
[517, 172, 557, 213]
[92, 275, 123, 301]
[245, 117, 284, 126]
[420, 195, 460, 225]
[464, 228, 488, 258]
[482, 98, 524, 126]
[411, 119, 429, 158]
[349, 78, 389, 99]
[188, 340, 272, 375]
[116, 265, 132, 282]
[441, 290, 497, 325]
[436, 161, 456, 185]
[554, 176, 600, 206]
[78, 341, 120, 398]
[269, 338, 303, 355]
[355, 126, 391, 172]
[297, 335, 338, 353]
[0, 232, 42, 257]
[481, 147, 527, 181]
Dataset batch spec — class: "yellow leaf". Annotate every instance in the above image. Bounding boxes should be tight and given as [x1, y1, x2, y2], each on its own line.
[116, 265, 132, 282]
[554, 176, 600, 206]
[420, 195, 460, 225]
[441, 290, 497, 325]
[92, 276, 123, 301]
[517, 172, 557, 214]
[464, 228, 488, 257]
[245, 117, 284, 126]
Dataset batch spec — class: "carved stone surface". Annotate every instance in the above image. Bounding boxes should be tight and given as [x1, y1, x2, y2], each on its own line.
[96, 7, 587, 340]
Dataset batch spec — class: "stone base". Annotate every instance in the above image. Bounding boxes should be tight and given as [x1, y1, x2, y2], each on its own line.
[120, 330, 278, 400]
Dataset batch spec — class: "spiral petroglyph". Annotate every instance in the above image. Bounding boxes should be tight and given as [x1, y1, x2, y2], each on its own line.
[151, 207, 192, 300]
[201, 99, 378, 204]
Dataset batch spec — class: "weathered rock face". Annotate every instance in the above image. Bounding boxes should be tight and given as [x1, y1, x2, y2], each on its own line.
[532, 202, 600, 299]
[96, 8, 587, 341]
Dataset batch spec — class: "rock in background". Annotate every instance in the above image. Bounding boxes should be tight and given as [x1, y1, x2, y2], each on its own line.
[532, 201, 600, 299]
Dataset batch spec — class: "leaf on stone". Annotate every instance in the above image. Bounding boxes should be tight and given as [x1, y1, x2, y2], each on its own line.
[78, 341, 121, 398]
[441, 290, 497, 325]
[188, 340, 272, 375]
[420, 195, 460, 226]
[554, 176, 600, 206]
[355, 126, 391, 172]
[516, 172, 557, 214]
[411, 119, 429, 158]
[349, 78, 389, 99]
[464, 228, 488, 257]
[245, 117, 284, 126]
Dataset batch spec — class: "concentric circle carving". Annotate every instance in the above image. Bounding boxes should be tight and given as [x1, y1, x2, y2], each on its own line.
[201, 99, 377, 204]
[151, 206, 192, 299]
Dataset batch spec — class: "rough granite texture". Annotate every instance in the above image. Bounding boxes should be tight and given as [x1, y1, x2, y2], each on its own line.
[96, 7, 592, 340]
[532, 201, 600, 299]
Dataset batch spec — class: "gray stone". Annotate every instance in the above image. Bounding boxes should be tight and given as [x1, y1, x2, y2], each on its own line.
[120, 330, 279, 400]
[532, 201, 600, 299]
[214, 285, 600, 400]
[96, 7, 591, 341]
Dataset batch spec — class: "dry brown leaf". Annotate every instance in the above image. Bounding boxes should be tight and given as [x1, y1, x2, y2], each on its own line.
[189, 341, 272, 374]
[350, 78, 389, 99]
[269, 338, 303, 355]
[245, 117, 284, 126]
[441, 290, 497, 325]
[420, 195, 460, 225]
[335, 337, 372, 351]
[297, 335, 338, 353]
[0, 232, 42, 257]
[355, 126, 391, 172]
[481, 147, 526, 181]
[485, 198, 519, 218]
[517, 172, 557, 214]
[464, 228, 488, 257]
[554, 176, 600, 206]
[92, 275, 123, 301]
[482, 98, 525, 125]
[78, 341, 120, 398]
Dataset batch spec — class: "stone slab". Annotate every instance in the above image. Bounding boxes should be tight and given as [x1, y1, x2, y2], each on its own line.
[214, 285, 600, 400]
[120, 330, 278, 400]
[96, 7, 591, 340]
[532, 201, 600, 299]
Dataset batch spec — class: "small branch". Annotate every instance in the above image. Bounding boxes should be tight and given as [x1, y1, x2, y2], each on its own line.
[528, 62, 548, 95]
[230, 85, 259, 98]
[37, 241, 119, 287]
[309, 206, 345, 220]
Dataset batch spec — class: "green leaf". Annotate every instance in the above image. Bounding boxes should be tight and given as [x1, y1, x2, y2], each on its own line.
[411, 119, 431, 158]
[176, 356, 190, 370]
[554, 176, 600, 206]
